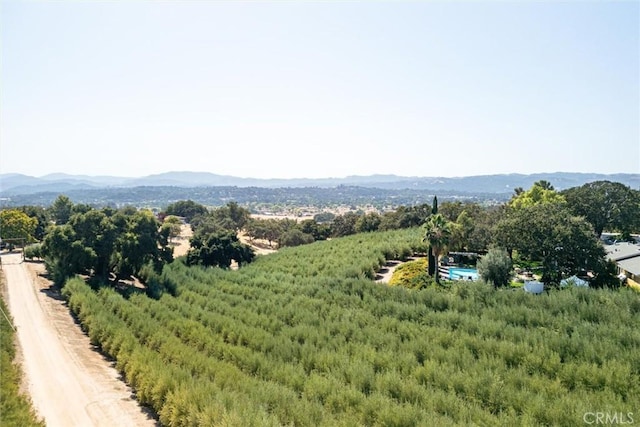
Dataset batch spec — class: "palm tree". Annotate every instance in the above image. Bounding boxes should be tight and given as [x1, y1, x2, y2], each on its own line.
[422, 213, 452, 284]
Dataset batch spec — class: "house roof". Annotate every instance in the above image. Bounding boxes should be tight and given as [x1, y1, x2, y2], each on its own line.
[604, 242, 640, 262]
[617, 257, 640, 276]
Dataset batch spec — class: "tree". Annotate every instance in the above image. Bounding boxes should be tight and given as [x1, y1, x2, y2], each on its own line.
[562, 180, 640, 237]
[161, 215, 183, 243]
[355, 213, 381, 233]
[165, 200, 208, 223]
[331, 212, 359, 237]
[313, 212, 335, 223]
[428, 197, 438, 276]
[17, 206, 49, 241]
[494, 203, 611, 286]
[40, 206, 174, 286]
[477, 248, 513, 288]
[190, 202, 252, 236]
[49, 195, 74, 225]
[448, 211, 472, 252]
[509, 181, 565, 209]
[222, 201, 251, 231]
[464, 205, 506, 253]
[112, 210, 172, 279]
[279, 229, 314, 248]
[0, 209, 37, 243]
[422, 213, 453, 284]
[68, 209, 116, 278]
[41, 224, 95, 285]
[299, 219, 330, 241]
[245, 218, 286, 248]
[187, 231, 254, 268]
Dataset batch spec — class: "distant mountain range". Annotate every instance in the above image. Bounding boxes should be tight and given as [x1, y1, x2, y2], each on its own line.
[1, 171, 638, 197]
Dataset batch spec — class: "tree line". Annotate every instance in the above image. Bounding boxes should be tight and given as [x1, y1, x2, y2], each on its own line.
[1, 180, 638, 291]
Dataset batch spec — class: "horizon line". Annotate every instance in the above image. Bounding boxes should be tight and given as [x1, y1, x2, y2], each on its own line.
[1, 170, 639, 181]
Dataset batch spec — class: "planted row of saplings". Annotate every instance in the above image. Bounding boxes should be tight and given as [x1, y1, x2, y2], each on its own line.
[67, 278, 493, 426]
[171, 264, 636, 366]
[64, 279, 333, 426]
[133, 271, 637, 415]
[67, 276, 636, 426]
[161, 262, 640, 402]
[61, 226, 640, 426]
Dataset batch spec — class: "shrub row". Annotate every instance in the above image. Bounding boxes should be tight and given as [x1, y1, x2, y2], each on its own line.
[63, 228, 640, 426]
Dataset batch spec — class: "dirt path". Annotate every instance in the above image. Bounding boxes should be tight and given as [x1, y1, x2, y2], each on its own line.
[375, 257, 424, 283]
[170, 224, 193, 257]
[375, 260, 402, 283]
[1, 252, 158, 427]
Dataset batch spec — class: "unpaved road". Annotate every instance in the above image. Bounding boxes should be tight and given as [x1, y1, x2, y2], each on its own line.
[1, 252, 158, 427]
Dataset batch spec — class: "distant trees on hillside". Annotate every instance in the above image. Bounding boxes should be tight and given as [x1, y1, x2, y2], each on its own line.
[3, 177, 637, 291]
[165, 200, 208, 222]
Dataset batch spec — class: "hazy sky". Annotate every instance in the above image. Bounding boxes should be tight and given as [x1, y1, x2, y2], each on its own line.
[1, 1, 638, 179]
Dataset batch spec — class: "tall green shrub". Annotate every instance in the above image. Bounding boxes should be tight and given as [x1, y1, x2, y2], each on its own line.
[477, 248, 513, 288]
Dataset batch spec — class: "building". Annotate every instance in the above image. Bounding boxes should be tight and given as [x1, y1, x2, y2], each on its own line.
[604, 242, 640, 288]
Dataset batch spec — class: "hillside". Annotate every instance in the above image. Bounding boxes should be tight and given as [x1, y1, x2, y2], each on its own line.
[61, 229, 639, 426]
[1, 171, 638, 196]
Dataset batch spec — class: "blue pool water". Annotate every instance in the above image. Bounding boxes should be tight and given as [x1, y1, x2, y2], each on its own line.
[449, 267, 479, 281]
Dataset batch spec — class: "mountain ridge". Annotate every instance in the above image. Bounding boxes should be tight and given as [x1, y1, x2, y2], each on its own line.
[1, 171, 638, 196]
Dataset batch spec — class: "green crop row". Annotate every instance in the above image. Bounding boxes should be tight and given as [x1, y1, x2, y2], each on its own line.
[62, 228, 640, 426]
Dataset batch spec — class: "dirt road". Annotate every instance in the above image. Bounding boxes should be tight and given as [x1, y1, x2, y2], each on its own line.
[1, 252, 158, 427]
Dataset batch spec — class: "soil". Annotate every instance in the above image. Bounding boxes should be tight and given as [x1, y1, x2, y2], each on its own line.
[169, 224, 193, 257]
[1, 251, 158, 427]
[375, 260, 402, 283]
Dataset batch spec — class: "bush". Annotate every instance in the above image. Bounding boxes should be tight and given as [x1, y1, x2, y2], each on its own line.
[24, 243, 43, 260]
[477, 248, 513, 288]
[389, 258, 436, 290]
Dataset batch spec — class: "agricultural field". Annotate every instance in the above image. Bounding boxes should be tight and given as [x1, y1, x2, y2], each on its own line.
[62, 228, 639, 426]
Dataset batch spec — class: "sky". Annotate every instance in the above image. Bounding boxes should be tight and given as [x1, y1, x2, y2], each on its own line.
[1, 0, 638, 179]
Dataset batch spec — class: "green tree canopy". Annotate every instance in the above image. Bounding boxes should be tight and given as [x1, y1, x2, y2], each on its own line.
[477, 248, 513, 288]
[0, 209, 37, 243]
[41, 207, 173, 285]
[331, 212, 360, 237]
[509, 181, 566, 209]
[161, 215, 183, 243]
[494, 203, 611, 286]
[68, 209, 117, 278]
[42, 224, 95, 285]
[355, 213, 382, 233]
[49, 195, 74, 225]
[299, 219, 331, 241]
[165, 200, 208, 223]
[562, 180, 640, 237]
[186, 231, 255, 268]
[279, 229, 315, 248]
[112, 210, 173, 280]
[16, 206, 49, 241]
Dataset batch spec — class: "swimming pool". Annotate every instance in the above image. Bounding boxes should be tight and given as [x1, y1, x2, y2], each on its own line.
[448, 267, 479, 281]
